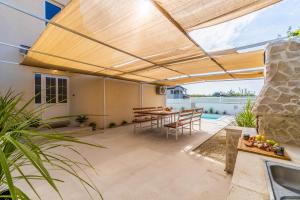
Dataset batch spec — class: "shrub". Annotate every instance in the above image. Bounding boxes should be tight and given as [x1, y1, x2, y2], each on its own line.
[287, 26, 300, 38]
[223, 111, 227, 115]
[215, 110, 219, 114]
[121, 120, 128, 125]
[204, 110, 208, 114]
[109, 122, 116, 128]
[76, 115, 88, 124]
[209, 107, 214, 114]
[89, 122, 97, 131]
[235, 99, 256, 128]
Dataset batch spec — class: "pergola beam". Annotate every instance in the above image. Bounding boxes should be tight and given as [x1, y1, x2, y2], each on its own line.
[121, 36, 288, 75]
[0, 41, 159, 81]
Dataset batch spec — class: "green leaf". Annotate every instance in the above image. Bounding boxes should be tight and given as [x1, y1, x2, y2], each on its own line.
[0, 148, 16, 199]
[5, 135, 62, 198]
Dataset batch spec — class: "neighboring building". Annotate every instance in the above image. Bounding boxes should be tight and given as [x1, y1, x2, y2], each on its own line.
[0, 0, 165, 128]
[167, 86, 189, 99]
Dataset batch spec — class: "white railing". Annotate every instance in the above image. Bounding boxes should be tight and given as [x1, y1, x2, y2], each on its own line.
[166, 96, 256, 115]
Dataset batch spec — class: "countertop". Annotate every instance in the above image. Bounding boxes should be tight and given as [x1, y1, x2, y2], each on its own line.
[227, 132, 300, 200]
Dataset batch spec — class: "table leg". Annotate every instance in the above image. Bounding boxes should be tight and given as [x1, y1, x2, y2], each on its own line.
[160, 116, 163, 133]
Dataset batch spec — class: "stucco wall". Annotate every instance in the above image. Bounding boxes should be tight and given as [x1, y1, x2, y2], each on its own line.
[105, 79, 141, 127]
[69, 74, 105, 127]
[69, 77, 166, 128]
[143, 84, 166, 107]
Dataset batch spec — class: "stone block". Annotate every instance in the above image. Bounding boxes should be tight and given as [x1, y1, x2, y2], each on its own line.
[292, 87, 300, 95]
[289, 41, 300, 51]
[288, 80, 300, 87]
[276, 86, 289, 93]
[276, 94, 291, 104]
[270, 72, 288, 82]
[269, 53, 282, 61]
[286, 51, 300, 59]
[264, 87, 278, 97]
[270, 44, 287, 54]
[278, 61, 294, 75]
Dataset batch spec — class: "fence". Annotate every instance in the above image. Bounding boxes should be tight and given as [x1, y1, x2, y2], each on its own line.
[166, 96, 256, 115]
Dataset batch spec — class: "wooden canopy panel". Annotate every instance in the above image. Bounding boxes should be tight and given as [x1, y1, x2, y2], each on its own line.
[137, 50, 265, 76]
[159, 71, 264, 85]
[21, 0, 276, 85]
[214, 50, 264, 71]
[156, 0, 280, 30]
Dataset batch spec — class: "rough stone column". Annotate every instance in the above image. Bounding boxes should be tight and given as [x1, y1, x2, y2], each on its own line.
[225, 126, 242, 173]
[252, 39, 300, 145]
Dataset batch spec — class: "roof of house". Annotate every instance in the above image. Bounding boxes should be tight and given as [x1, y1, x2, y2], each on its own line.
[167, 85, 187, 91]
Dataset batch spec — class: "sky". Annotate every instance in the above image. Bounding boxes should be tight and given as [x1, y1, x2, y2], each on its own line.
[184, 0, 300, 95]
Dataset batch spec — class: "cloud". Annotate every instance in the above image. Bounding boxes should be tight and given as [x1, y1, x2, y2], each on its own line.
[189, 12, 258, 51]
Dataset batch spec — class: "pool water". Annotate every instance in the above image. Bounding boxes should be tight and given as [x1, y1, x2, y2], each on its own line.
[201, 114, 222, 120]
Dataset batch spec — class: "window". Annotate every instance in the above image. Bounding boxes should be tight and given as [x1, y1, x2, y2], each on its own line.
[46, 77, 56, 103]
[58, 78, 67, 103]
[45, 1, 61, 21]
[35, 74, 42, 104]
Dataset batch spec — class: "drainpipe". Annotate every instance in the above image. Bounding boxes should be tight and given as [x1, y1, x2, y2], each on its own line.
[140, 83, 143, 107]
[103, 78, 106, 131]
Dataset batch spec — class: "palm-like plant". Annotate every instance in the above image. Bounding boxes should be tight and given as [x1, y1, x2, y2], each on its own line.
[235, 98, 256, 128]
[0, 90, 103, 199]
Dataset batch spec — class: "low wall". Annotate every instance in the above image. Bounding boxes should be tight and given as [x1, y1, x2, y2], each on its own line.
[167, 97, 255, 115]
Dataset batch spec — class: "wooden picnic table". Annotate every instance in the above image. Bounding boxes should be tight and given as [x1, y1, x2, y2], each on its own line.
[135, 110, 179, 130]
[135, 110, 179, 116]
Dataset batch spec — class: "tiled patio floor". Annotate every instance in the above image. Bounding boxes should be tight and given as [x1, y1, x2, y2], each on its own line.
[22, 117, 234, 200]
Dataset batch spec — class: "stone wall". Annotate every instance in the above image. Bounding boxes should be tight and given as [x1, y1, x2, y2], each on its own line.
[225, 127, 242, 173]
[252, 39, 300, 145]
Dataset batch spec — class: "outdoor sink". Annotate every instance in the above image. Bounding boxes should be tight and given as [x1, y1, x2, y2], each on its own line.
[265, 161, 300, 200]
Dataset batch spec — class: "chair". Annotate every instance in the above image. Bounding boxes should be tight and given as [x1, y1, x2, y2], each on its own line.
[191, 108, 203, 131]
[156, 106, 171, 125]
[132, 107, 159, 133]
[164, 109, 195, 140]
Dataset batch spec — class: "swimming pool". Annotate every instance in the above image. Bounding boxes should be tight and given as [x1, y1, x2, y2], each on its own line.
[201, 114, 222, 120]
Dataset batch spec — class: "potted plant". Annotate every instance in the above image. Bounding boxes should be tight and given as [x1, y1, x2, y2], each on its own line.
[0, 90, 103, 199]
[209, 107, 214, 114]
[109, 122, 116, 128]
[89, 122, 97, 131]
[121, 120, 128, 126]
[76, 115, 88, 127]
[235, 99, 256, 127]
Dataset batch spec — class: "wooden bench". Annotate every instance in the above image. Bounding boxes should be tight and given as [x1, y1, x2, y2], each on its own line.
[132, 107, 160, 133]
[164, 108, 203, 140]
[191, 108, 203, 130]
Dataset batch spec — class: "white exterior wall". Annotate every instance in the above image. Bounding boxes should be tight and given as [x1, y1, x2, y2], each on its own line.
[0, 1, 166, 128]
[167, 97, 256, 115]
[0, 0, 70, 117]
